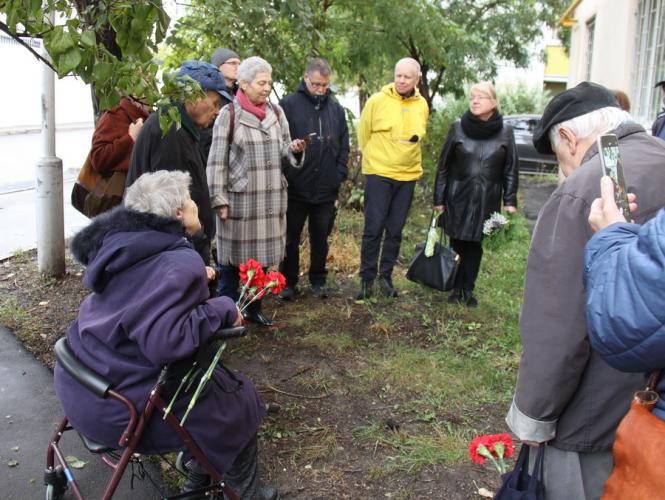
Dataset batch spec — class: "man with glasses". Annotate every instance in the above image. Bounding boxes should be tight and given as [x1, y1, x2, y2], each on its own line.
[200, 47, 241, 161]
[277, 58, 350, 299]
[355, 57, 429, 299]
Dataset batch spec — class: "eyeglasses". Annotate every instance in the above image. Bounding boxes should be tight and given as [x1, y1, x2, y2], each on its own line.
[469, 95, 492, 101]
[222, 61, 240, 67]
[306, 77, 330, 89]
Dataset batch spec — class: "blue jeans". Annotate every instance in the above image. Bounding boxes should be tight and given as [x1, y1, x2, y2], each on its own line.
[218, 265, 240, 302]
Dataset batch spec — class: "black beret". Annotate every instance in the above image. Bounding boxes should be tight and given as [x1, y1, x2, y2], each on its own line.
[532, 82, 619, 155]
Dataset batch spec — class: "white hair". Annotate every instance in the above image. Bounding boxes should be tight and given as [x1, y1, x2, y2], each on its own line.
[237, 56, 272, 84]
[124, 170, 191, 218]
[395, 57, 421, 77]
[549, 107, 632, 150]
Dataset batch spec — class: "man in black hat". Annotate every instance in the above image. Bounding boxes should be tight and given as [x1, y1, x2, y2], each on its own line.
[652, 74, 665, 140]
[127, 60, 227, 268]
[199, 48, 240, 161]
[506, 81, 665, 499]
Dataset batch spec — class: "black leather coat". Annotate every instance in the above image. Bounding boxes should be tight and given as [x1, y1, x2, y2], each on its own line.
[279, 81, 350, 204]
[433, 120, 518, 241]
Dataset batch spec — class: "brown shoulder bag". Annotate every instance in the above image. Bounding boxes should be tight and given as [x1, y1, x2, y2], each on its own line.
[602, 370, 665, 499]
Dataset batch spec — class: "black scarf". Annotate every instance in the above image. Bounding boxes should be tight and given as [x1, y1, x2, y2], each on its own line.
[460, 109, 503, 140]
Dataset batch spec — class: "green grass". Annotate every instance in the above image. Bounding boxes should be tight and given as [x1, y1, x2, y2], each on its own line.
[344, 205, 531, 473]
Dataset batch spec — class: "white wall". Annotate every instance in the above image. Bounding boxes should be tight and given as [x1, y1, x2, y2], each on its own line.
[568, 0, 639, 91]
[0, 35, 93, 131]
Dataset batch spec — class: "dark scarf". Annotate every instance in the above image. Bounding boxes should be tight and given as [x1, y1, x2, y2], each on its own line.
[460, 109, 503, 140]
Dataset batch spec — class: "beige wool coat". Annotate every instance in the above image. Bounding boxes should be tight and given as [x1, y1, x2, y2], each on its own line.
[207, 101, 303, 267]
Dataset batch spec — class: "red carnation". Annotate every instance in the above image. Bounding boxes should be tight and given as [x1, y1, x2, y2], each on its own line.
[469, 433, 514, 474]
[469, 435, 493, 464]
[263, 270, 286, 295]
[239, 259, 264, 286]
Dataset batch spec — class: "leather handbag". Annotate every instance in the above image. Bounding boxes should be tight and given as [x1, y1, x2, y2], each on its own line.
[406, 213, 460, 291]
[494, 443, 545, 500]
[602, 370, 665, 499]
[71, 154, 126, 218]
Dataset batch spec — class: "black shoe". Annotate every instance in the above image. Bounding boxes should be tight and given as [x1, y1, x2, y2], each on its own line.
[311, 283, 330, 298]
[447, 289, 463, 304]
[278, 285, 296, 301]
[181, 459, 211, 498]
[242, 301, 275, 326]
[378, 277, 398, 298]
[463, 289, 478, 307]
[256, 485, 280, 500]
[354, 280, 373, 300]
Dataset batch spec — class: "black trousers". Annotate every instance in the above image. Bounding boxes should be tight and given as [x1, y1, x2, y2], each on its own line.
[359, 175, 415, 282]
[280, 199, 337, 287]
[450, 238, 483, 291]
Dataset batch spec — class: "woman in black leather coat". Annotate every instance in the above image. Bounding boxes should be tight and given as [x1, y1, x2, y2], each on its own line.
[433, 82, 518, 306]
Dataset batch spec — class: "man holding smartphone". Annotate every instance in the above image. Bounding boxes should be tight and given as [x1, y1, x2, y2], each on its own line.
[505, 82, 665, 499]
[278, 58, 350, 299]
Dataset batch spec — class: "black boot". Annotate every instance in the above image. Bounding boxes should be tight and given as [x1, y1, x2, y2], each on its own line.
[354, 280, 373, 300]
[463, 289, 478, 307]
[378, 276, 398, 298]
[242, 300, 275, 326]
[181, 459, 211, 498]
[447, 288, 463, 304]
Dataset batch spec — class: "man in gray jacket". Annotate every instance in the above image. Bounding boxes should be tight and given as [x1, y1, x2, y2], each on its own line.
[506, 82, 665, 499]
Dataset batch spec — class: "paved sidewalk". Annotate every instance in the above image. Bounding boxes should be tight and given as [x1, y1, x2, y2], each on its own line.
[0, 326, 169, 499]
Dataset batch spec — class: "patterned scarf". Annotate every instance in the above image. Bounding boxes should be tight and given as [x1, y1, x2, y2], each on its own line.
[237, 89, 267, 121]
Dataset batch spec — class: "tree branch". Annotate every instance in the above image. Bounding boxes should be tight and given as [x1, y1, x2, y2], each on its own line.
[0, 21, 57, 72]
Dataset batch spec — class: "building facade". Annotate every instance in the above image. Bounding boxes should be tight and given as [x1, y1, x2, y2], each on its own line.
[563, 0, 665, 126]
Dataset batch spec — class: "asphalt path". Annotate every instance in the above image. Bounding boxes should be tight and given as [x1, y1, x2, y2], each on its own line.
[0, 326, 170, 499]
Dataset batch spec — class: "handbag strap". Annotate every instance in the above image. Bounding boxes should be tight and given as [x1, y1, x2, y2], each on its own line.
[529, 443, 545, 493]
[429, 210, 449, 246]
[646, 370, 663, 391]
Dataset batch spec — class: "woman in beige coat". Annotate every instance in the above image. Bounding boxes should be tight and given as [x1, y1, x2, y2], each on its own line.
[208, 56, 306, 325]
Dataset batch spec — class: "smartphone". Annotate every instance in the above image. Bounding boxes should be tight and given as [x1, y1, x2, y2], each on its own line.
[597, 134, 630, 215]
[302, 132, 317, 144]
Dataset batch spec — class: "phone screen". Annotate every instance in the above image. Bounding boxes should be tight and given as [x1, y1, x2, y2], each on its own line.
[597, 134, 630, 214]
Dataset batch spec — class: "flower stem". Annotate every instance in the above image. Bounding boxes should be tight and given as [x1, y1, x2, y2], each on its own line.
[180, 342, 226, 426]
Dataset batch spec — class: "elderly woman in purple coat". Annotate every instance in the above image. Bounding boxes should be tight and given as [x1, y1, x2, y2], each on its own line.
[54, 171, 276, 499]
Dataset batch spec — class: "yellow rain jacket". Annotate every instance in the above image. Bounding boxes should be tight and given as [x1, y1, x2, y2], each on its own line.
[358, 83, 429, 181]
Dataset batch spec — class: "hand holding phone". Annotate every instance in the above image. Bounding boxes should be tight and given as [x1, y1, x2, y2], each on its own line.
[597, 134, 630, 215]
[302, 132, 317, 144]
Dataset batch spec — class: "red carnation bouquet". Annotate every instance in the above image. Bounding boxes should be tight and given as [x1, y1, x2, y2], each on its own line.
[166, 259, 285, 426]
[469, 433, 514, 474]
[237, 258, 286, 312]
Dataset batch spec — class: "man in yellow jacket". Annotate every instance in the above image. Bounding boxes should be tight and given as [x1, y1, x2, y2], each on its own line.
[355, 57, 429, 299]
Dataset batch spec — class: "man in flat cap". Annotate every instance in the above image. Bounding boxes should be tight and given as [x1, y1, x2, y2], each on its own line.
[652, 73, 665, 140]
[128, 60, 227, 268]
[506, 82, 665, 499]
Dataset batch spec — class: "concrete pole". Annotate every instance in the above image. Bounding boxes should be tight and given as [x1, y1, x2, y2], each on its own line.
[35, 18, 65, 277]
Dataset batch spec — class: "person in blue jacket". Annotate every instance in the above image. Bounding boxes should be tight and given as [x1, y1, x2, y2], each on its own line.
[584, 175, 665, 420]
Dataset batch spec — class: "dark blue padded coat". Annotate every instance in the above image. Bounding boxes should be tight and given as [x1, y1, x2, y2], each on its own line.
[584, 208, 665, 420]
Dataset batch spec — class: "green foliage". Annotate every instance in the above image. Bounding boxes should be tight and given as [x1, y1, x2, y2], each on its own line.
[498, 82, 552, 115]
[0, 0, 196, 132]
[167, 0, 569, 108]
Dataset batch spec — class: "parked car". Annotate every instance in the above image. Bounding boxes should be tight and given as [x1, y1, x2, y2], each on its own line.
[505, 114, 559, 175]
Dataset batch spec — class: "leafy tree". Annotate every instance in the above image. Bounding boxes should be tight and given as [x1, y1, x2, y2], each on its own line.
[168, 0, 568, 110]
[0, 0, 201, 128]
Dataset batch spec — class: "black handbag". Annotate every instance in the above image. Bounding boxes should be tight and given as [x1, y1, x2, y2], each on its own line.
[494, 444, 545, 500]
[406, 213, 460, 291]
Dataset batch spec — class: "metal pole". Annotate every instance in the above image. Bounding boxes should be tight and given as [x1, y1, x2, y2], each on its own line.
[35, 12, 65, 277]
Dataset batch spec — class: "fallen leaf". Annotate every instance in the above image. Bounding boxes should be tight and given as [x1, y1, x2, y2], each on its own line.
[65, 456, 88, 469]
[39, 301, 49, 306]
[478, 487, 494, 498]
[11, 446, 19, 452]
[7, 459, 19, 467]
[28, 478, 36, 484]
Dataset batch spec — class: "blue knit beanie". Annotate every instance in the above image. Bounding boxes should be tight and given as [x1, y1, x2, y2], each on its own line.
[177, 60, 228, 97]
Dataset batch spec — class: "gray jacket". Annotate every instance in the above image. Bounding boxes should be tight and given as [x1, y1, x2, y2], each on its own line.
[507, 122, 665, 452]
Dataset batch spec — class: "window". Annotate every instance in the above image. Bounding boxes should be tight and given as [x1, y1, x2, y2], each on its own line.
[631, 0, 665, 124]
[585, 17, 596, 81]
